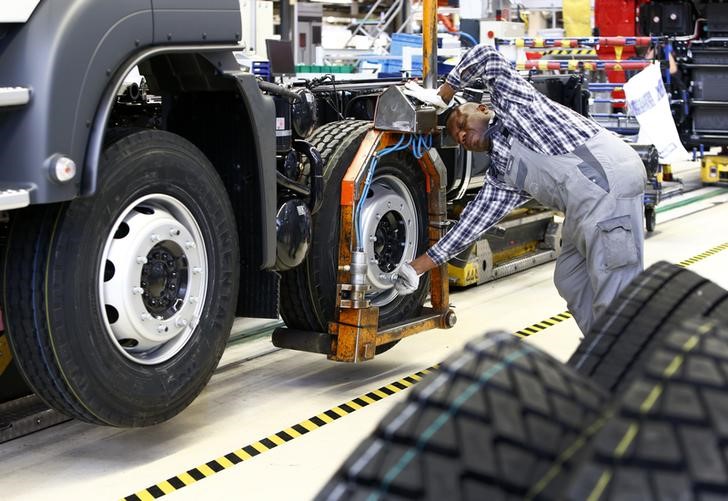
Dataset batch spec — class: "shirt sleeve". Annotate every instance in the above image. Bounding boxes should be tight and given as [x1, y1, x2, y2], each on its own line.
[426, 181, 529, 265]
[446, 44, 535, 109]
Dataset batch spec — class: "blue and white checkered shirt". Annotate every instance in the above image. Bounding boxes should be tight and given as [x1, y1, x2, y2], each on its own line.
[427, 44, 602, 265]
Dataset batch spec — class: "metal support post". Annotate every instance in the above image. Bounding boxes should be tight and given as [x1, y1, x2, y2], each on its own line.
[422, 0, 438, 89]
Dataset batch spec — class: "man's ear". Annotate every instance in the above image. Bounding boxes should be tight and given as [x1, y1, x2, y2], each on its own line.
[477, 104, 488, 113]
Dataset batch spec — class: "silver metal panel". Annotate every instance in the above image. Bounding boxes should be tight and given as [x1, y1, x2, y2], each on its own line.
[373, 86, 437, 134]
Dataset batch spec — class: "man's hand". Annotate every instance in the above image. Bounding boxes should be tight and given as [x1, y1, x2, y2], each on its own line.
[394, 262, 419, 295]
[403, 81, 451, 114]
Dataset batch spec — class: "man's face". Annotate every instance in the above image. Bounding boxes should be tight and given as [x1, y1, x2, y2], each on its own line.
[447, 103, 494, 152]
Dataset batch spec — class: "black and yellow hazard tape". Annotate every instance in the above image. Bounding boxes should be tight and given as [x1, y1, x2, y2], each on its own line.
[515, 241, 728, 339]
[514, 311, 572, 338]
[677, 242, 728, 268]
[543, 48, 597, 56]
[123, 367, 437, 501]
[123, 240, 728, 500]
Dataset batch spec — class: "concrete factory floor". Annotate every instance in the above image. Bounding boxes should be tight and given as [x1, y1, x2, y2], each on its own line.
[2, 187, 728, 501]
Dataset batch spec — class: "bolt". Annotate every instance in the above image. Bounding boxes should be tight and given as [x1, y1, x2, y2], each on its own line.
[136, 256, 148, 265]
[189, 296, 198, 304]
[176, 318, 189, 328]
[157, 324, 166, 333]
[387, 201, 392, 208]
[184, 241, 196, 250]
[141, 313, 151, 321]
[132, 287, 144, 295]
[369, 236, 377, 242]
[150, 234, 161, 243]
[170, 228, 181, 237]
[192, 267, 202, 275]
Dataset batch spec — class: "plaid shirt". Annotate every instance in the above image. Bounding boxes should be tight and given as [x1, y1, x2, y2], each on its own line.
[427, 44, 602, 265]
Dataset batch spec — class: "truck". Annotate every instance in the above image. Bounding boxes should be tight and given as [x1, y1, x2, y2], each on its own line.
[1, 0, 581, 429]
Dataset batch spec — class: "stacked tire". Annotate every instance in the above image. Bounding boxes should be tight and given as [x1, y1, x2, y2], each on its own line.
[318, 262, 728, 500]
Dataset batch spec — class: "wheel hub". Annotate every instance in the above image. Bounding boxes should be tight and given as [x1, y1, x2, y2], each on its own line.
[373, 211, 406, 272]
[141, 243, 187, 318]
[99, 194, 207, 365]
[359, 174, 418, 302]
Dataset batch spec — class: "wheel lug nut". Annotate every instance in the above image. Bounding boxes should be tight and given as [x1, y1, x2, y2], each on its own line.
[189, 296, 198, 304]
[137, 256, 148, 265]
[132, 287, 144, 295]
[184, 241, 195, 250]
[150, 234, 161, 243]
[141, 313, 151, 321]
[192, 267, 202, 275]
[170, 228, 181, 237]
[176, 318, 189, 327]
[157, 324, 166, 333]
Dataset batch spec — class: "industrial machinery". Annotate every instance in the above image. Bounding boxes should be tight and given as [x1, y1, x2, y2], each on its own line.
[0, 0, 465, 436]
[0, 0, 639, 438]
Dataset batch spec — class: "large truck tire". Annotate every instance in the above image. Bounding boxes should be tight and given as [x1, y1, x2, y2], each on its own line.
[317, 332, 609, 500]
[565, 318, 728, 500]
[280, 120, 430, 336]
[569, 261, 728, 394]
[2, 130, 239, 426]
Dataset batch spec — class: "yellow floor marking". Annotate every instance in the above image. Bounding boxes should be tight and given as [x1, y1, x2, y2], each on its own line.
[268, 435, 286, 446]
[157, 481, 175, 495]
[197, 464, 215, 477]
[250, 442, 269, 454]
[284, 427, 302, 438]
[178, 472, 197, 485]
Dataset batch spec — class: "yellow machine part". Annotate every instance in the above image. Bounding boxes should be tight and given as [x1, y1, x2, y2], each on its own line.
[448, 240, 541, 287]
[448, 262, 479, 287]
[702, 156, 728, 184]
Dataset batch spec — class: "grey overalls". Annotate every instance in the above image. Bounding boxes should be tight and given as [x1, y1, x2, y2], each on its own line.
[503, 129, 648, 334]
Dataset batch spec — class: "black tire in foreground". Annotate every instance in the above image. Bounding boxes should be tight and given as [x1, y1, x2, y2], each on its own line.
[565, 318, 728, 500]
[280, 120, 431, 335]
[317, 331, 609, 500]
[569, 261, 728, 395]
[2, 130, 239, 426]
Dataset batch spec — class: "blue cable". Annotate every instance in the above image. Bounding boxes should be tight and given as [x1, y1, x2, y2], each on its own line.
[354, 133, 434, 250]
[451, 31, 478, 47]
[355, 134, 411, 249]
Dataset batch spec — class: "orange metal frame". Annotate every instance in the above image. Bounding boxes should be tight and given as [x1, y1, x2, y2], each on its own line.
[327, 129, 455, 363]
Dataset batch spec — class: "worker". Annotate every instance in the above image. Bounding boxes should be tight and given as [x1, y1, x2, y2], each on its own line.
[396, 44, 648, 335]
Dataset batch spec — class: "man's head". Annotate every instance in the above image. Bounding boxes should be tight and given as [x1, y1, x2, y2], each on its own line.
[446, 102, 495, 152]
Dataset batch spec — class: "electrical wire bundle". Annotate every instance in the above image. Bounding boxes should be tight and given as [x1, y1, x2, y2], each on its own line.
[354, 133, 433, 251]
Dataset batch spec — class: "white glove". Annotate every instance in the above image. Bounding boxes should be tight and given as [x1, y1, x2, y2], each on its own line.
[394, 262, 420, 295]
[402, 81, 451, 114]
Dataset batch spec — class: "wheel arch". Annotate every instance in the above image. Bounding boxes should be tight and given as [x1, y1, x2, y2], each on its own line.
[90, 47, 277, 287]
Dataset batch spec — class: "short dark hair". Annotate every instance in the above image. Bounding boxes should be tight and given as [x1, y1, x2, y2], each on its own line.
[445, 105, 462, 137]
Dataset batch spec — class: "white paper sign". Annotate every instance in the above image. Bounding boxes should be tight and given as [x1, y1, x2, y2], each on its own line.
[623, 62, 690, 164]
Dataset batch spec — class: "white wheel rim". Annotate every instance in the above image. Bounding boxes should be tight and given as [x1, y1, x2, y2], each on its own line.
[98, 194, 208, 365]
[359, 174, 419, 306]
